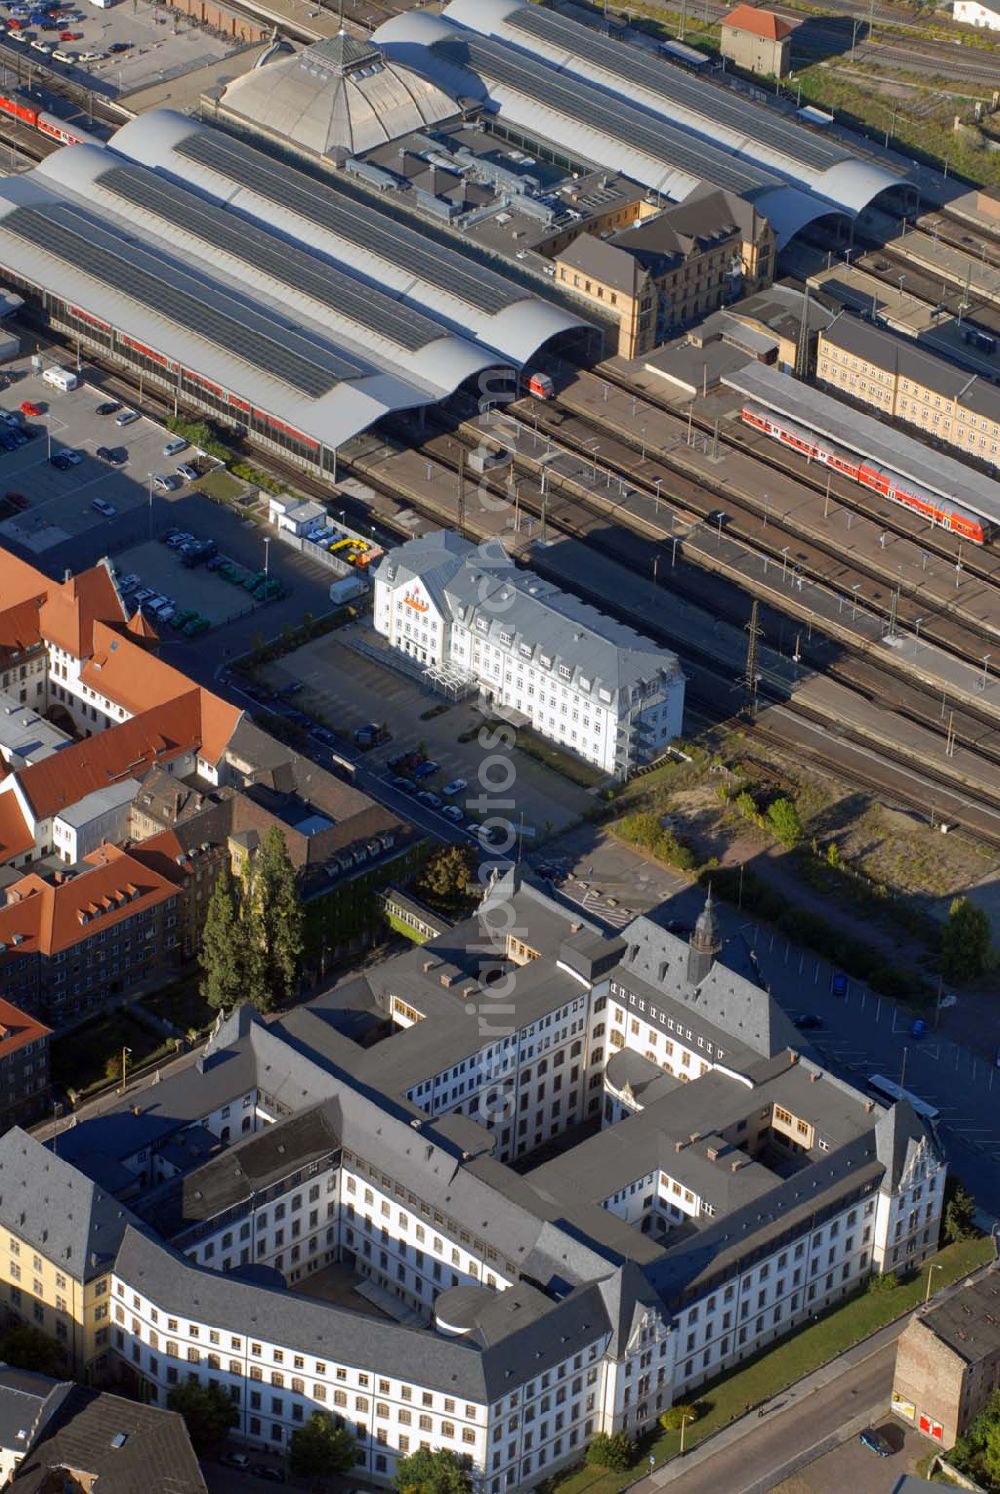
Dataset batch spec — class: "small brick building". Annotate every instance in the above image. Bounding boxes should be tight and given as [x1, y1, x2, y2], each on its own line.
[892, 1266, 1000, 1449]
[720, 5, 794, 77]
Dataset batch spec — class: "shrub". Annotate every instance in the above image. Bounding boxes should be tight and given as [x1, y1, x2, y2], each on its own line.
[766, 796, 803, 848]
[659, 1403, 698, 1432]
[585, 1431, 633, 1471]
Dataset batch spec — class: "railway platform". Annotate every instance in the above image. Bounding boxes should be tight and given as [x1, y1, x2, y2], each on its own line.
[349, 415, 1000, 742]
[548, 369, 1000, 649]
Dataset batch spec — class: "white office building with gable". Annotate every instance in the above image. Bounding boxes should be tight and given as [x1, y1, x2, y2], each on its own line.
[373, 532, 685, 777]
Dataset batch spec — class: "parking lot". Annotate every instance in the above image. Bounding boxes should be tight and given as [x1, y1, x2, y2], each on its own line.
[0, 0, 238, 102]
[0, 356, 208, 554]
[775, 1419, 922, 1494]
[111, 537, 263, 630]
[261, 629, 594, 843]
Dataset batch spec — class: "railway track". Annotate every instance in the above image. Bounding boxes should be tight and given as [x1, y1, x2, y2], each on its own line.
[591, 362, 1000, 598]
[919, 212, 1000, 272]
[456, 388, 1000, 686]
[0, 40, 127, 130]
[857, 238, 1000, 340]
[368, 410, 1000, 788]
[27, 326, 1000, 848]
[588, 358, 998, 597]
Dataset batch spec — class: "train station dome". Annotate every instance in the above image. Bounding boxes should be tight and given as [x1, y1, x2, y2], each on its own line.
[215, 30, 458, 166]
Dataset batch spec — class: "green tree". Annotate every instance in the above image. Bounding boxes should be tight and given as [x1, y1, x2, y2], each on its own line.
[166, 1380, 238, 1455]
[659, 1403, 698, 1432]
[0, 1325, 64, 1377]
[942, 1176, 979, 1244]
[288, 1412, 357, 1480]
[244, 826, 304, 1010]
[941, 897, 992, 984]
[416, 845, 476, 908]
[953, 1390, 1000, 1487]
[585, 1431, 633, 1471]
[394, 1446, 473, 1494]
[199, 864, 247, 1011]
[766, 796, 803, 848]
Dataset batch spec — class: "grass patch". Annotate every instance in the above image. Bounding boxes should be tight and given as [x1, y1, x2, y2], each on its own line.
[51, 1011, 172, 1096]
[384, 910, 430, 945]
[546, 1238, 994, 1494]
[142, 972, 215, 1036]
[199, 468, 249, 503]
[514, 727, 605, 788]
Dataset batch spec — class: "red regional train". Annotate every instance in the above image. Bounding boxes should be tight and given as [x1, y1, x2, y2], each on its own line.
[0, 89, 100, 147]
[741, 402, 990, 545]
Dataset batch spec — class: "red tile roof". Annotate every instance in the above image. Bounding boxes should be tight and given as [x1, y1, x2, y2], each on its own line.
[0, 556, 241, 856]
[0, 552, 51, 612]
[722, 4, 793, 39]
[0, 598, 44, 657]
[16, 693, 203, 821]
[0, 997, 50, 1057]
[38, 564, 126, 658]
[0, 788, 34, 864]
[0, 844, 179, 958]
[127, 608, 159, 642]
[79, 624, 241, 765]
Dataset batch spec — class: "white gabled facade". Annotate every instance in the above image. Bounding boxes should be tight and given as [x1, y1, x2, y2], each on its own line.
[953, 0, 1000, 26]
[373, 532, 685, 778]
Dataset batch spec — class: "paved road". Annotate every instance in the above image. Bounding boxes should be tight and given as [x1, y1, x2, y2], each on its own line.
[644, 1338, 897, 1493]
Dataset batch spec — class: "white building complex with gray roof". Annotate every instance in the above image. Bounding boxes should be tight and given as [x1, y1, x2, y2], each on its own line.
[373, 532, 686, 777]
[0, 873, 944, 1489]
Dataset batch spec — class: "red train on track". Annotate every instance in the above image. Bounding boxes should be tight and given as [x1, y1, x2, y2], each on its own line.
[0, 89, 100, 147]
[741, 402, 990, 546]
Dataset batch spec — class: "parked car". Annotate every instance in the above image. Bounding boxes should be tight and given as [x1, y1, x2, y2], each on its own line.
[250, 1468, 285, 1485]
[442, 804, 463, 823]
[170, 609, 199, 631]
[791, 1013, 822, 1031]
[152, 473, 180, 493]
[417, 791, 442, 810]
[183, 616, 210, 637]
[413, 760, 440, 780]
[220, 1452, 250, 1471]
[5, 491, 28, 510]
[388, 775, 410, 792]
[858, 1427, 893, 1458]
[96, 445, 127, 465]
[175, 461, 199, 482]
[114, 408, 139, 427]
[96, 399, 121, 415]
[91, 498, 116, 517]
[309, 726, 337, 747]
[19, 400, 41, 416]
[441, 778, 467, 797]
[50, 451, 72, 470]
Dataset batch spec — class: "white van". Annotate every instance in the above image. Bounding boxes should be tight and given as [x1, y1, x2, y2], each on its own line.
[42, 366, 79, 392]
